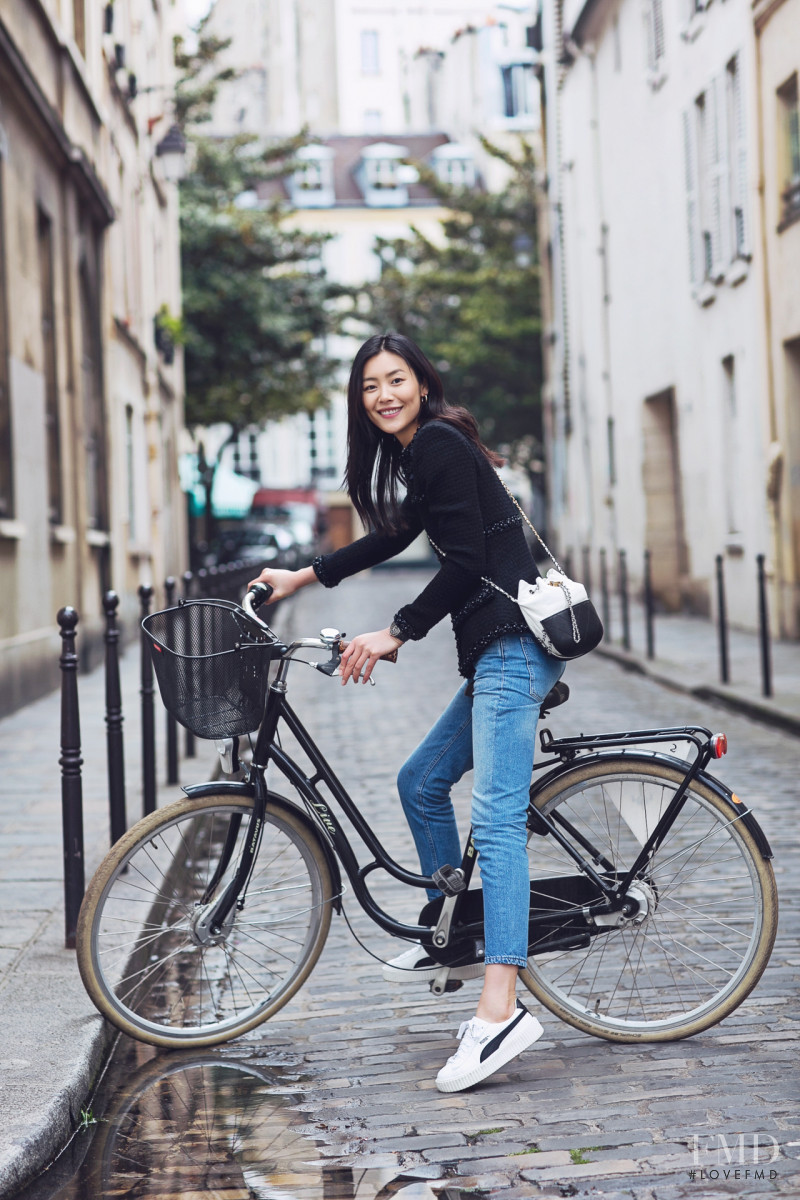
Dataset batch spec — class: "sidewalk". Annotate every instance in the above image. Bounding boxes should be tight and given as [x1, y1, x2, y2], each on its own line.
[0, 639, 200, 1195]
[596, 595, 800, 736]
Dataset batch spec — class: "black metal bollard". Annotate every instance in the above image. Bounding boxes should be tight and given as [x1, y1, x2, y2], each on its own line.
[182, 571, 196, 759]
[581, 546, 592, 598]
[103, 592, 127, 844]
[715, 555, 730, 685]
[599, 548, 611, 640]
[138, 584, 157, 815]
[619, 549, 631, 651]
[643, 549, 655, 661]
[58, 607, 85, 949]
[756, 554, 773, 698]
[164, 577, 179, 785]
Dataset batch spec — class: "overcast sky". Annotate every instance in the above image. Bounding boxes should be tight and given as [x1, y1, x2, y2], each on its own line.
[183, 0, 213, 29]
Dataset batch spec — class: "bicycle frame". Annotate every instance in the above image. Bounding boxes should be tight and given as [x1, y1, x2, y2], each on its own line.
[192, 590, 771, 954]
[255, 684, 452, 941]
[198, 667, 761, 958]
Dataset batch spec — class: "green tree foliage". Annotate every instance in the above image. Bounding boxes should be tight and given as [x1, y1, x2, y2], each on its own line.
[173, 26, 344, 434]
[358, 137, 542, 469]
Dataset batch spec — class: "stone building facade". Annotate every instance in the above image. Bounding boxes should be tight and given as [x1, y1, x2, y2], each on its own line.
[0, 0, 185, 714]
[539, 0, 800, 636]
[753, 0, 800, 636]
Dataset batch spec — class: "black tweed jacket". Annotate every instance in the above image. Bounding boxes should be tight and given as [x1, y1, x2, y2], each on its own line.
[312, 420, 540, 677]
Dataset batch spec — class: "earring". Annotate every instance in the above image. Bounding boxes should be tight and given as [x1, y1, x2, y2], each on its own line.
[422, 394, 428, 403]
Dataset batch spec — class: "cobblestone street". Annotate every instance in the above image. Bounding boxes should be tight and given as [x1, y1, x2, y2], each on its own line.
[193, 568, 800, 1199]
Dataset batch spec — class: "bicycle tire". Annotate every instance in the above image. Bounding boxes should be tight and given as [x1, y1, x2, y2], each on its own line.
[77, 792, 334, 1047]
[519, 756, 777, 1042]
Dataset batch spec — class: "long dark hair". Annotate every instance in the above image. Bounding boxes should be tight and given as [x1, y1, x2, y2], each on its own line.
[344, 332, 503, 535]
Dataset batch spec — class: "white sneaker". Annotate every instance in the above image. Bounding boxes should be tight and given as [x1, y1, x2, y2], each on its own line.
[381, 944, 486, 983]
[435, 1000, 543, 1093]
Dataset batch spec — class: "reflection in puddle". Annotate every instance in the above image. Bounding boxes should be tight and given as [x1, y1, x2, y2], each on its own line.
[18, 1041, 443, 1200]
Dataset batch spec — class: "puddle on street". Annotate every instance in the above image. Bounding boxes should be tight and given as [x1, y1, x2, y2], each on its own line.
[16, 1035, 446, 1200]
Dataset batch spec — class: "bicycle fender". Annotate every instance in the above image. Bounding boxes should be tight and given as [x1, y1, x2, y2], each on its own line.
[531, 750, 773, 861]
[182, 780, 344, 909]
[696, 770, 773, 860]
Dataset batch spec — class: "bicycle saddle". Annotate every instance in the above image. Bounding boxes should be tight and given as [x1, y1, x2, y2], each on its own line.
[539, 679, 569, 718]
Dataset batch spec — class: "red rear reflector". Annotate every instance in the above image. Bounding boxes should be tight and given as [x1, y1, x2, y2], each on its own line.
[710, 733, 728, 758]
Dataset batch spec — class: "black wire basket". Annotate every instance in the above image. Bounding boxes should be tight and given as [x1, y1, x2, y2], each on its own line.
[142, 600, 284, 739]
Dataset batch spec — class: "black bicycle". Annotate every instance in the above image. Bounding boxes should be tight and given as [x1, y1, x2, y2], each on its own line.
[77, 585, 778, 1048]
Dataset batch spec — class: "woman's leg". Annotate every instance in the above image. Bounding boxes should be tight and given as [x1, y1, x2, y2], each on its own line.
[470, 635, 564, 1020]
[397, 680, 474, 900]
[435, 636, 564, 1091]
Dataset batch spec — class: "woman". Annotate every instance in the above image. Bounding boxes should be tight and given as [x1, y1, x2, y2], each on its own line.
[251, 332, 563, 1092]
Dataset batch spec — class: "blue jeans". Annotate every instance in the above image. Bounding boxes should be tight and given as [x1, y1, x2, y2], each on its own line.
[397, 634, 564, 967]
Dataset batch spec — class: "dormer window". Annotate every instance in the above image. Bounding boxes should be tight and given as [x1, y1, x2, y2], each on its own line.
[365, 157, 398, 190]
[357, 142, 415, 207]
[430, 144, 476, 189]
[288, 145, 335, 208]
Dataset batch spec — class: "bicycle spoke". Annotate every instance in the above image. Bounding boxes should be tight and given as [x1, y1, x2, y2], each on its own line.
[523, 762, 773, 1036]
[86, 798, 330, 1041]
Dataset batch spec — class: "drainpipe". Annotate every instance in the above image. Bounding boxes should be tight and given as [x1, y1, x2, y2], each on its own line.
[754, 16, 785, 636]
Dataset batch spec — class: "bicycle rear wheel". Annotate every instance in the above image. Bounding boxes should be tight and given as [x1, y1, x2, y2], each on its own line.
[520, 756, 777, 1042]
[77, 792, 334, 1047]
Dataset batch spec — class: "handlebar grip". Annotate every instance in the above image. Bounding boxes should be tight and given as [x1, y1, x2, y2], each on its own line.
[247, 582, 273, 610]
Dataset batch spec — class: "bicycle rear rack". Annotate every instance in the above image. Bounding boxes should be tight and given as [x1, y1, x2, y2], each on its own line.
[539, 724, 713, 759]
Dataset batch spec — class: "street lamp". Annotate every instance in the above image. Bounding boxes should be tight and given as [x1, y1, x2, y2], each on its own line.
[155, 124, 188, 183]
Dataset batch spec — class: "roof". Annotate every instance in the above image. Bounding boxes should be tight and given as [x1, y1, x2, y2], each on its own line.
[256, 132, 452, 208]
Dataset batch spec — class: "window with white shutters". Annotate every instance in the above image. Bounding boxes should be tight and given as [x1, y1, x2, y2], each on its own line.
[682, 108, 701, 286]
[698, 78, 727, 280]
[726, 54, 749, 259]
[644, 0, 665, 72]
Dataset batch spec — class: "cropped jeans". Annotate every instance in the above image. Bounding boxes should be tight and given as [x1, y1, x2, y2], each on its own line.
[397, 634, 564, 967]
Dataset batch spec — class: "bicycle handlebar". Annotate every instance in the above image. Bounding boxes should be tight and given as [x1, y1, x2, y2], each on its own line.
[242, 584, 278, 637]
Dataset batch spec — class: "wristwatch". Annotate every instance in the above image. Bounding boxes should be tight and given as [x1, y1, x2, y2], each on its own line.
[389, 621, 406, 644]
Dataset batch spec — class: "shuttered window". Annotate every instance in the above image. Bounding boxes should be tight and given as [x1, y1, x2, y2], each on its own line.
[644, 0, 665, 72]
[726, 54, 749, 258]
[703, 76, 728, 278]
[682, 108, 701, 285]
[38, 209, 62, 524]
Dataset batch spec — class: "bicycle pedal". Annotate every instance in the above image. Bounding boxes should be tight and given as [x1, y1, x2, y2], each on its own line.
[430, 977, 463, 996]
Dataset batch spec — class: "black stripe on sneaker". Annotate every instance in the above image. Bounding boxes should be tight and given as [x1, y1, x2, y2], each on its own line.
[479, 1003, 528, 1063]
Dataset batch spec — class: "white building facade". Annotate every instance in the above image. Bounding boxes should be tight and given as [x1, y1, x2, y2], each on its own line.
[196, 0, 540, 509]
[540, 0, 775, 628]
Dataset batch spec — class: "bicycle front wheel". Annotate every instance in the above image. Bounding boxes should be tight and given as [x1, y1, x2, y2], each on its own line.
[520, 757, 777, 1042]
[77, 792, 334, 1047]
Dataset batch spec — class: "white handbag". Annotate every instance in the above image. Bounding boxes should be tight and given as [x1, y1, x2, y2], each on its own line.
[430, 480, 604, 661]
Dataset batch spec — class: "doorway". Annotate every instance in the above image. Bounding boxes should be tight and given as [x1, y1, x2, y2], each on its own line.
[641, 387, 688, 610]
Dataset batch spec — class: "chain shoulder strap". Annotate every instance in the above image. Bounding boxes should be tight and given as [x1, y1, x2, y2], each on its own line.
[494, 475, 565, 575]
[427, 478, 581, 643]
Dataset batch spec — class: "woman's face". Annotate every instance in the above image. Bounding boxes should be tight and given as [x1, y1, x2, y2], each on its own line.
[361, 350, 427, 447]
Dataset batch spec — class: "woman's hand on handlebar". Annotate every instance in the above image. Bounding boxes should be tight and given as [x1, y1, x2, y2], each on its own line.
[340, 629, 403, 686]
[247, 565, 316, 603]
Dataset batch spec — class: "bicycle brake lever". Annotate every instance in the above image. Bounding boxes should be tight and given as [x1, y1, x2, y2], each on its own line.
[315, 652, 341, 676]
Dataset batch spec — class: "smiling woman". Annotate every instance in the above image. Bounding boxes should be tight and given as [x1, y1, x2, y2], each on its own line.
[247, 330, 562, 1093]
[361, 350, 428, 446]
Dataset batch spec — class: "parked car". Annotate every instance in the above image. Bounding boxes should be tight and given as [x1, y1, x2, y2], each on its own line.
[228, 527, 283, 568]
